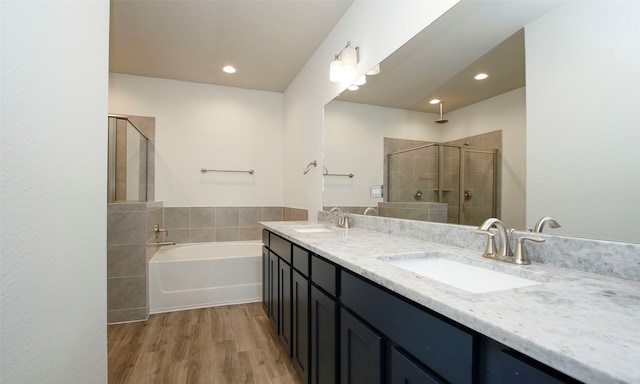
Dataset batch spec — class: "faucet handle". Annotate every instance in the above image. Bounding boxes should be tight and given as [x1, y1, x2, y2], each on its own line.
[513, 235, 545, 265]
[475, 230, 498, 259]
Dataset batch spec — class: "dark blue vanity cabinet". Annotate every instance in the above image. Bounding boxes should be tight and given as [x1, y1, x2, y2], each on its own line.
[264, 231, 293, 354]
[292, 244, 311, 384]
[310, 252, 339, 384]
[340, 308, 383, 384]
[261, 230, 581, 384]
[261, 246, 269, 314]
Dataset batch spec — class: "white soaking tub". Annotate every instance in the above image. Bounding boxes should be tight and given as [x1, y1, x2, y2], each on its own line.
[149, 241, 262, 314]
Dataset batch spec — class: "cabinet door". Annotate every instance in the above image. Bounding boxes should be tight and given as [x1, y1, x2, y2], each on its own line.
[268, 251, 279, 329]
[262, 246, 269, 314]
[292, 269, 310, 384]
[310, 285, 337, 384]
[279, 258, 292, 355]
[340, 309, 383, 384]
[390, 347, 441, 384]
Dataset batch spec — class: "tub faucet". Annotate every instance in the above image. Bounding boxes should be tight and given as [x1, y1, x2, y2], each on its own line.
[154, 224, 169, 240]
[532, 216, 561, 233]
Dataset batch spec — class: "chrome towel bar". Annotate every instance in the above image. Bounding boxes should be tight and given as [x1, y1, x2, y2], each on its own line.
[323, 166, 354, 178]
[201, 168, 255, 175]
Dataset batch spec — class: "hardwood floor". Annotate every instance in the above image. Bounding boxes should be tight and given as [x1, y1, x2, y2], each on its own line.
[108, 303, 304, 384]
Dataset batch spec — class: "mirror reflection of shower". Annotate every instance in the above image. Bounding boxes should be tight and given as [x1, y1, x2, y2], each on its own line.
[107, 115, 149, 202]
[386, 141, 497, 226]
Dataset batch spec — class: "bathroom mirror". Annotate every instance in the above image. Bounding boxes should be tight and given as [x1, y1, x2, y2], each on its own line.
[322, 1, 640, 244]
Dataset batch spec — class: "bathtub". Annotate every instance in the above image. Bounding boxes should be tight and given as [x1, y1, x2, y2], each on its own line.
[149, 241, 262, 314]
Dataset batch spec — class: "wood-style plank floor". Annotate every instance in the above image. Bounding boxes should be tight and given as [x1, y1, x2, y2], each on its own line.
[108, 303, 304, 384]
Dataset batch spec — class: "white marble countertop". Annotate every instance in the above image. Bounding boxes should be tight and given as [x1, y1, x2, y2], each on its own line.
[262, 221, 640, 384]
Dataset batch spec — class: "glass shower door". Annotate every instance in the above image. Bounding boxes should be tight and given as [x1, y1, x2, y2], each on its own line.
[460, 148, 497, 226]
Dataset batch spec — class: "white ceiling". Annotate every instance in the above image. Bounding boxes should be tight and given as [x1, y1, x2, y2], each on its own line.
[109, 0, 354, 92]
[110, 1, 564, 112]
[336, 1, 564, 114]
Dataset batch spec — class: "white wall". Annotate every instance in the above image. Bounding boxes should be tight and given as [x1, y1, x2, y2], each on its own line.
[109, 74, 284, 207]
[324, 101, 438, 207]
[1, 2, 109, 383]
[283, 0, 460, 217]
[444, 87, 526, 229]
[324, 88, 526, 228]
[525, 2, 640, 243]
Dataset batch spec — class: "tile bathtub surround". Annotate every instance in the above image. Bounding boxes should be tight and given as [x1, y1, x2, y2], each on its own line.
[163, 206, 303, 243]
[107, 201, 164, 324]
[283, 206, 308, 221]
[317, 211, 640, 282]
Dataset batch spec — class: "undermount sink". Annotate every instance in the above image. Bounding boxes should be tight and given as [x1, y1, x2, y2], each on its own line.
[288, 225, 334, 233]
[386, 253, 541, 293]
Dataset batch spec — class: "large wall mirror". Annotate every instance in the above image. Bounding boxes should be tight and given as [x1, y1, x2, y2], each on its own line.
[323, 1, 640, 244]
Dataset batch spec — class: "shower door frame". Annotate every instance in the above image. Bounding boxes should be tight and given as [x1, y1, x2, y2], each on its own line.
[458, 147, 498, 225]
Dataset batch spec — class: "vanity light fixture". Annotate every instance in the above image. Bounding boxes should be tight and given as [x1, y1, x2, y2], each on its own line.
[222, 65, 236, 74]
[353, 75, 366, 86]
[329, 41, 359, 83]
[475, 73, 488, 80]
[366, 64, 380, 76]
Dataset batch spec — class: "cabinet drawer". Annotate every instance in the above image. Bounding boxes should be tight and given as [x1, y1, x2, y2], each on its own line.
[262, 229, 270, 247]
[270, 233, 292, 263]
[311, 255, 337, 297]
[498, 350, 578, 384]
[293, 244, 310, 277]
[341, 271, 474, 384]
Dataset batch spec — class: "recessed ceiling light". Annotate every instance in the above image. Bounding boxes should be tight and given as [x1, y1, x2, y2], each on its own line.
[348, 85, 359, 91]
[223, 66, 236, 74]
[475, 73, 488, 80]
[429, 99, 441, 104]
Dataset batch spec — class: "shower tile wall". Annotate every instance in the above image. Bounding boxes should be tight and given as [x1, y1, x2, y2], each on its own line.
[383, 131, 501, 225]
[163, 206, 307, 243]
[107, 201, 163, 324]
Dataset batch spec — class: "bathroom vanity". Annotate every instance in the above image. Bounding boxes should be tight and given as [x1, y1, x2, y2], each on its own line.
[260, 220, 640, 384]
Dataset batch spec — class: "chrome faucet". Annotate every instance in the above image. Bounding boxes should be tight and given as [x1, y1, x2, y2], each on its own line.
[363, 207, 377, 216]
[154, 224, 169, 241]
[329, 207, 350, 228]
[477, 218, 513, 258]
[476, 218, 545, 265]
[532, 216, 561, 233]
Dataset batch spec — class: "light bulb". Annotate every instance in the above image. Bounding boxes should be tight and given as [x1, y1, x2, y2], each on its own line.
[366, 64, 380, 76]
[329, 59, 343, 83]
[353, 75, 366, 86]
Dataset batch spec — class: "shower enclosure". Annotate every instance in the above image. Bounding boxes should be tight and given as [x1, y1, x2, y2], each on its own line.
[107, 115, 149, 202]
[386, 143, 498, 226]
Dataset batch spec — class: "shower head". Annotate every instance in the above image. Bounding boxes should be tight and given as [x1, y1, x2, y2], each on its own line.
[435, 101, 448, 124]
